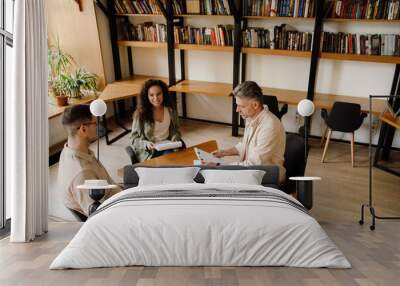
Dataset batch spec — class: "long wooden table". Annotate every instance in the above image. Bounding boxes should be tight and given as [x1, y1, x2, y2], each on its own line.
[117, 140, 218, 177]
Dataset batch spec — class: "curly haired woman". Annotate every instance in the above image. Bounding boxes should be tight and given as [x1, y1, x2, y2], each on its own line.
[129, 79, 182, 162]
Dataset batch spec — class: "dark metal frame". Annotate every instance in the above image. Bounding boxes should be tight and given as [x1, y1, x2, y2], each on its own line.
[373, 64, 400, 176]
[1, 0, 14, 232]
[359, 95, 400, 231]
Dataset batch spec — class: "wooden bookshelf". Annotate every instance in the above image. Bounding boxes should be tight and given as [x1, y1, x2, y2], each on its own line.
[313, 92, 386, 115]
[178, 14, 233, 18]
[117, 41, 233, 52]
[320, 52, 400, 64]
[169, 80, 232, 97]
[242, 47, 311, 58]
[48, 95, 97, 119]
[380, 112, 400, 129]
[244, 16, 315, 21]
[99, 75, 169, 102]
[260, 86, 386, 114]
[261, 87, 306, 106]
[115, 14, 164, 17]
[176, 44, 233, 52]
[324, 18, 400, 24]
[117, 41, 167, 49]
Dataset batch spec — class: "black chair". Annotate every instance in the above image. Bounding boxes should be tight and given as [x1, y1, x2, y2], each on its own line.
[263, 95, 288, 120]
[67, 208, 87, 222]
[281, 133, 306, 194]
[320, 102, 367, 167]
[125, 146, 139, 165]
[125, 140, 187, 165]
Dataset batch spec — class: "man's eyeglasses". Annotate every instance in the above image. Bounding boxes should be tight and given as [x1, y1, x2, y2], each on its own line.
[77, 121, 97, 130]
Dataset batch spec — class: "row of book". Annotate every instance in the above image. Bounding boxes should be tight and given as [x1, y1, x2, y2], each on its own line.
[114, 0, 230, 15]
[326, 0, 400, 20]
[114, 0, 163, 14]
[243, 0, 316, 17]
[117, 21, 400, 56]
[117, 20, 168, 42]
[321, 32, 400, 56]
[186, 0, 231, 14]
[174, 25, 234, 46]
[243, 25, 313, 51]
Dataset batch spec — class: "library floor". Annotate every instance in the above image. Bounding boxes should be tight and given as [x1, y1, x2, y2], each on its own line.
[1, 119, 400, 286]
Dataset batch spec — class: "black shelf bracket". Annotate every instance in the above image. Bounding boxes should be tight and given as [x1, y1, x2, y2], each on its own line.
[95, 0, 108, 16]
[230, 0, 243, 137]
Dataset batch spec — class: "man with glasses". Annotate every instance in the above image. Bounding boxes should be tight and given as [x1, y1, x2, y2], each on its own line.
[58, 105, 121, 220]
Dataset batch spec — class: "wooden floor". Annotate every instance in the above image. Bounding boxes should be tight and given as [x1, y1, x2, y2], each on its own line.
[1, 120, 400, 286]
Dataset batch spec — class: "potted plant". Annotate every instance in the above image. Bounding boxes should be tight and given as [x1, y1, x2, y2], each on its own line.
[48, 39, 98, 106]
[48, 40, 74, 106]
[58, 67, 98, 100]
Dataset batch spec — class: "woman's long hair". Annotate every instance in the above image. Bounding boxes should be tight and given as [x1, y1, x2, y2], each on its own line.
[136, 79, 175, 124]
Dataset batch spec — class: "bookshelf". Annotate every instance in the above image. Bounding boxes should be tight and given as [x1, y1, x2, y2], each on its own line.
[242, 48, 311, 58]
[117, 40, 167, 48]
[102, 0, 399, 146]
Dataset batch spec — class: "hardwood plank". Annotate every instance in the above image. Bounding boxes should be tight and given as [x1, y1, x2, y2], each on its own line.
[169, 80, 233, 97]
[99, 75, 169, 102]
[117, 41, 167, 49]
[380, 111, 400, 129]
[242, 48, 311, 58]
[320, 52, 400, 64]
[48, 95, 97, 119]
[176, 44, 233, 52]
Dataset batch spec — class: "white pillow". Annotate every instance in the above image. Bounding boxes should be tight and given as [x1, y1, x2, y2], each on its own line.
[200, 169, 266, 185]
[135, 167, 200, 186]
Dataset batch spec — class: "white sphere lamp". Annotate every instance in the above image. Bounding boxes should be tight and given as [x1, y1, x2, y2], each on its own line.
[90, 99, 107, 117]
[297, 99, 315, 161]
[297, 99, 315, 117]
[90, 99, 107, 160]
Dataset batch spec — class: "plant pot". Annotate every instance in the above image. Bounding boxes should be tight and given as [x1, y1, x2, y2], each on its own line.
[56, 96, 69, 107]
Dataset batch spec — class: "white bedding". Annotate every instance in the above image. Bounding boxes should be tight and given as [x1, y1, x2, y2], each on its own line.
[50, 183, 351, 269]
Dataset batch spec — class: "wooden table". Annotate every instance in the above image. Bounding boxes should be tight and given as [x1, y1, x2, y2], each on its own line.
[380, 111, 400, 129]
[48, 95, 97, 119]
[117, 140, 218, 177]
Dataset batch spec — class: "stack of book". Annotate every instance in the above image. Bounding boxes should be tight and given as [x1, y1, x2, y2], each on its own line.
[118, 21, 167, 42]
[243, 25, 313, 51]
[171, 0, 185, 15]
[174, 25, 234, 46]
[321, 32, 400, 56]
[244, 0, 315, 17]
[326, 0, 400, 20]
[114, 0, 163, 14]
[184, 0, 231, 15]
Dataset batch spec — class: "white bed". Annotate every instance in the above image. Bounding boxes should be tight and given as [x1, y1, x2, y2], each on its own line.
[50, 183, 351, 269]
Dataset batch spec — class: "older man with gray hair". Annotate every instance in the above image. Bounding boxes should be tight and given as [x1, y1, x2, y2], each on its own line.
[213, 81, 286, 183]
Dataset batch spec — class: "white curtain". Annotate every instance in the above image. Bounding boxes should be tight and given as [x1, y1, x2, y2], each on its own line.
[8, 0, 48, 242]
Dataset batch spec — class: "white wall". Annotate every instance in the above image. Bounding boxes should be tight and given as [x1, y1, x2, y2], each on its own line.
[94, 14, 400, 147]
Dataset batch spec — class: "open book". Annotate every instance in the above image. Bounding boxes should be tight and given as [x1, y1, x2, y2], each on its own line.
[194, 147, 226, 165]
[154, 140, 182, 151]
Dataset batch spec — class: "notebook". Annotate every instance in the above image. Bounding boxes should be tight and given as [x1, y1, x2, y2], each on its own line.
[154, 140, 182, 151]
[194, 147, 225, 164]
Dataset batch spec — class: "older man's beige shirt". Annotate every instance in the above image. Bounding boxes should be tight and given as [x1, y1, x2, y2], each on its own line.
[58, 144, 122, 216]
[234, 106, 286, 183]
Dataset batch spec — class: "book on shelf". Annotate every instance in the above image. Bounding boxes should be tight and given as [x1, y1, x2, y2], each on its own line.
[242, 24, 313, 51]
[321, 32, 400, 56]
[117, 20, 167, 42]
[174, 25, 234, 46]
[198, 0, 231, 15]
[243, 0, 315, 17]
[325, 0, 400, 20]
[114, 0, 164, 15]
[154, 140, 183, 151]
